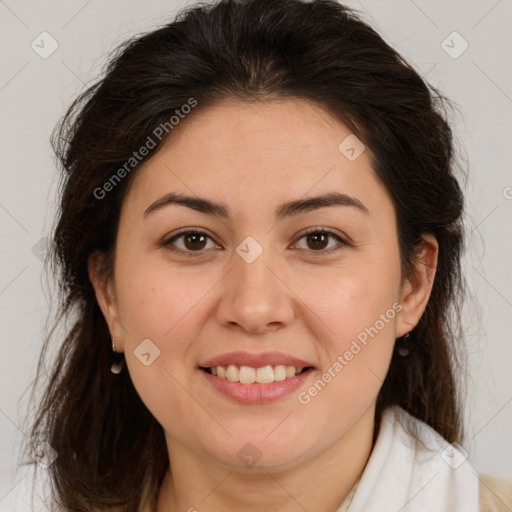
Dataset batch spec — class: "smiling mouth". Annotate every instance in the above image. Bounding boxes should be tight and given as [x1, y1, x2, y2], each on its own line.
[200, 364, 314, 384]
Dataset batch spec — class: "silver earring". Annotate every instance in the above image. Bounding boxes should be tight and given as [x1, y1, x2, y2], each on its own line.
[110, 339, 125, 374]
[397, 332, 411, 357]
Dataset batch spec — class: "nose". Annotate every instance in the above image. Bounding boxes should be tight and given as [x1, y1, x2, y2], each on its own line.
[216, 237, 295, 335]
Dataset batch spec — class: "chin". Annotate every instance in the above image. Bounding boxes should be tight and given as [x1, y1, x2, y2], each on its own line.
[208, 435, 309, 473]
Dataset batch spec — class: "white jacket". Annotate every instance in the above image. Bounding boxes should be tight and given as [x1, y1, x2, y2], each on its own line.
[337, 406, 512, 511]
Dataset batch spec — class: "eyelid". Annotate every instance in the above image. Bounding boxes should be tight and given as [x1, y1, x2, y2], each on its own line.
[161, 226, 349, 256]
[161, 228, 221, 254]
[293, 226, 350, 253]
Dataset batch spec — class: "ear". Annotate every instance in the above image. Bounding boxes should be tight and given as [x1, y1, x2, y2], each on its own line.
[88, 250, 125, 351]
[395, 233, 439, 338]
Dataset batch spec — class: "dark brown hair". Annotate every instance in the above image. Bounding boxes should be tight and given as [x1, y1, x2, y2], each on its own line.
[21, 0, 467, 510]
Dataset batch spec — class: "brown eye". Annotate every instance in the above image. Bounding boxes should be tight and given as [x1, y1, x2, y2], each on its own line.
[306, 232, 329, 250]
[182, 232, 208, 251]
[163, 230, 218, 256]
[294, 228, 348, 254]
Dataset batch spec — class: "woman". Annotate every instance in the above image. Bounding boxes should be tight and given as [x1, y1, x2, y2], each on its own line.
[22, 0, 511, 510]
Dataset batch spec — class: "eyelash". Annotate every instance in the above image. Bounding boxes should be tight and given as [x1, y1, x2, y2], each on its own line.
[161, 227, 349, 257]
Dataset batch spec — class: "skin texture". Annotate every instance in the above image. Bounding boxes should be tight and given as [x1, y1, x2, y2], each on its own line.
[89, 98, 438, 512]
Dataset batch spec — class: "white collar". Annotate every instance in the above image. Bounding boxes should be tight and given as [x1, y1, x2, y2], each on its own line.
[337, 405, 479, 512]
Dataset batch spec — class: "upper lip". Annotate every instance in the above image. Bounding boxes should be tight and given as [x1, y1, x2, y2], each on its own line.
[200, 351, 315, 369]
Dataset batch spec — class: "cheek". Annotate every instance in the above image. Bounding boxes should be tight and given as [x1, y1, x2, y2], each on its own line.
[296, 258, 400, 398]
[114, 266, 209, 429]
[115, 259, 209, 341]
[112, 259, 201, 378]
[297, 257, 400, 344]
[292, 270, 399, 429]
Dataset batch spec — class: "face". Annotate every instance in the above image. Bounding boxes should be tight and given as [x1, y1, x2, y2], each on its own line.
[91, 98, 437, 472]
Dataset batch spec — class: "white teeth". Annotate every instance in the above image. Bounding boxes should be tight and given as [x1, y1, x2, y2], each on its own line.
[207, 364, 309, 384]
[217, 366, 226, 379]
[226, 364, 239, 382]
[285, 366, 296, 378]
[256, 365, 274, 383]
[274, 365, 287, 381]
[239, 366, 256, 384]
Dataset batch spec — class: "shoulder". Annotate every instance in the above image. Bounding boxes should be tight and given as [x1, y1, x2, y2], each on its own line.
[478, 472, 512, 512]
[386, 407, 512, 511]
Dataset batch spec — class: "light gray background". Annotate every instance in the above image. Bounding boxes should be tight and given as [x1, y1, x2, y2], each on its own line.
[1, 0, 511, 509]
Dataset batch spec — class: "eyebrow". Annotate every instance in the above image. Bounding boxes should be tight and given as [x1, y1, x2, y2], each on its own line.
[143, 191, 369, 219]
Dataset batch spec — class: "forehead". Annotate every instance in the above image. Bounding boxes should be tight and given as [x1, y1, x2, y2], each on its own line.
[123, 98, 393, 223]
[161, 97, 357, 164]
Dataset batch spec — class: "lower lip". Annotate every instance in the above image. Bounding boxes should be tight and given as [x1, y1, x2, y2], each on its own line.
[200, 368, 314, 404]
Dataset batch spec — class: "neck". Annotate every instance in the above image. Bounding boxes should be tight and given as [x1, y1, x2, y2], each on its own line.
[157, 404, 377, 512]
